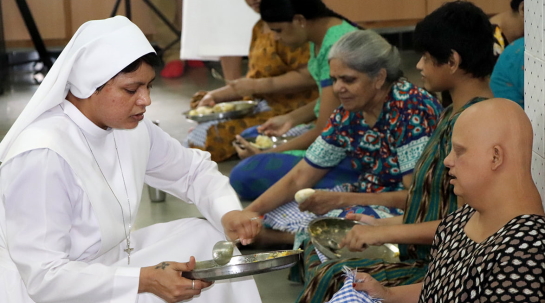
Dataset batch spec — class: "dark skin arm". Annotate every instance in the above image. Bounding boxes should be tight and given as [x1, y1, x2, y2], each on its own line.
[299, 174, 414, 214]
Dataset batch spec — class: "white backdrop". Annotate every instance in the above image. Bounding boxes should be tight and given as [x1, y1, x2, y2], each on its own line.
[181, 0, 260, 60]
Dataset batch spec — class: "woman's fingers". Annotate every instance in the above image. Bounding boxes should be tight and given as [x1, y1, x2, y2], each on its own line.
[233, 135, 261, 159]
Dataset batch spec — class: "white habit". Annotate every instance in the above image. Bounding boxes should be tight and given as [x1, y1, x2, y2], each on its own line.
[0, 16, 261, 303]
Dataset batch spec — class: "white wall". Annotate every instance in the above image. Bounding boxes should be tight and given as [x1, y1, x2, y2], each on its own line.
[525, 0, 545, 207]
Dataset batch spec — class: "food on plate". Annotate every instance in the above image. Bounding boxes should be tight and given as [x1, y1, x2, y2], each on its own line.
[265, 251, 292, 260]
[188, 102, 238, 116]
[213, 102, 236, 113]
[188, 106, 215, 116]
[295, 188, 316, 204]
[250, 135, 274, 149]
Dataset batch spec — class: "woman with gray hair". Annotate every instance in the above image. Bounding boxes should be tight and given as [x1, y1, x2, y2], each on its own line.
[329, 29, 403, 84]
[243, 30, 443, 248]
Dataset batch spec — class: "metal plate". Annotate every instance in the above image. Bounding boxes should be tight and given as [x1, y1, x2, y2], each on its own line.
[234, 135, 295, 150]
[181, 250, 302, 281]
[309, 217, 400, 262]
[183, 100, 258, 123]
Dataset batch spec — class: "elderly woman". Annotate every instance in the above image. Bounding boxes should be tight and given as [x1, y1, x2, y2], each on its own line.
[186, 0, 319, 162]
[244, 30, 442, 247]
[0, 16, 261, 303]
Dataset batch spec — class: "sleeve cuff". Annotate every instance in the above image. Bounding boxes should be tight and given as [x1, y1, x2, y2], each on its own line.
[111, 267, 140, 303]
[207, 195, 243, 233]
[320, 78, 333, 88]
[304, 157, 334, 170]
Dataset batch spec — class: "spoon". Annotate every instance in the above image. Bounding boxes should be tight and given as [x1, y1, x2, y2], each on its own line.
[211, 68, 225, 82]
[212, 238, 241, 265]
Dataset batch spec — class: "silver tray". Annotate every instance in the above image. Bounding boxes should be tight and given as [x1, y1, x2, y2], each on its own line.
[309, 217, 400, 262]
[233, 135, 295, 150]
[183, 100, 258, 123]
[181, 250, 301, 281]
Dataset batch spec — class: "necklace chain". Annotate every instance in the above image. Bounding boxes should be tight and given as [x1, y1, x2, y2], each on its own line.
[80, 129, 134, 265]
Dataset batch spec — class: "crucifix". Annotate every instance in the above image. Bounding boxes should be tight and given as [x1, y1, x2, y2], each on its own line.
[125, 239, 134, 265]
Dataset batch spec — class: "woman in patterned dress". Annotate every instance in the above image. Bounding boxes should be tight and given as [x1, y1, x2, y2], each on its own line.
[351, 99, 545, 303]
[186, 0, 319, 162]
[243, 30, 442, 247]
[295, 2, 498, 302]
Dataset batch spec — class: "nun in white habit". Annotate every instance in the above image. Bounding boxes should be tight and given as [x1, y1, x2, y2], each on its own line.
[0, 16, 262, 303]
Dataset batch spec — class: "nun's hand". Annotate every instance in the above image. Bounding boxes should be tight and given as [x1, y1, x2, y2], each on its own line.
[139, 257, 213, 303]
[221, 210, 262, 246]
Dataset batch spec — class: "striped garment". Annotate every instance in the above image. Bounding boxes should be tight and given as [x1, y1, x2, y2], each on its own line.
[295, 97, 487, 303]
[326, 266, 381, 303]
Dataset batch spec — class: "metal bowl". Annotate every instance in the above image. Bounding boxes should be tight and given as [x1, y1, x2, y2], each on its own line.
[183, 100, 258, 123]
[181, 250, 302, 281]
[308, 217, 400, 262]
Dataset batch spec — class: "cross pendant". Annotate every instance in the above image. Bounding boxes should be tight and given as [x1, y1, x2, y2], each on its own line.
[125, 244, 134, 265]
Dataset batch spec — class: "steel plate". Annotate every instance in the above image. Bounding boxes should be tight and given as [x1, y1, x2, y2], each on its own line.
[183, 100, 258, 123]
[181, 250, 302, 281]
[233, 135, 295, 150]
[309, 217, 400, 262]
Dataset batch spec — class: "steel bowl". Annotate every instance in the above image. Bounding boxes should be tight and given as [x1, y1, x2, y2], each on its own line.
[183, 100, 258, 123]
[308, 217, 400, 262]
[181, 250, 302, 281]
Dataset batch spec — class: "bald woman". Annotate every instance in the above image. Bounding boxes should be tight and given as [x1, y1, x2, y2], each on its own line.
[347, 99, 545, 303]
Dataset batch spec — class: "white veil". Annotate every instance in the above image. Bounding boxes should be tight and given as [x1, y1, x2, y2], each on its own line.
[0, 16, 155, 161]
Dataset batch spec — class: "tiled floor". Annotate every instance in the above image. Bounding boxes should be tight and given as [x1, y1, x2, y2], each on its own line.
[0, 50, 423, 303]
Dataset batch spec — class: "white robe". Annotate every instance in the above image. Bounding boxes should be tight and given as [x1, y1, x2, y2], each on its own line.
[0, 100, 261, 303]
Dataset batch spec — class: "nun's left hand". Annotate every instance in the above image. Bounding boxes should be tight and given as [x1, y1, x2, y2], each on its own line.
[221, 210, 262, 246]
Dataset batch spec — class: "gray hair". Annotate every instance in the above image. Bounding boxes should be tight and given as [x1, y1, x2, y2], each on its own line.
[328, 30, 402, 82]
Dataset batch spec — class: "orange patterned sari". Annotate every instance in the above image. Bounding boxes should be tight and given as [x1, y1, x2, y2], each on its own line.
[189, 20, 318, 162]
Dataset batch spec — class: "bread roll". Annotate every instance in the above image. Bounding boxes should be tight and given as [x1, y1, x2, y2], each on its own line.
[212, 102, 237, 113]
[295, 188, 316, 204]
[255, 135, 274, 149]
[196, 106, 214, 115]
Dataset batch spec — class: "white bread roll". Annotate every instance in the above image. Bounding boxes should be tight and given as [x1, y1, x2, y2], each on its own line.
[295, 188, 316, 204]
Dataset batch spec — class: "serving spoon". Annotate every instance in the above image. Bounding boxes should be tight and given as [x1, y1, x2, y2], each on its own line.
[212, 239, 241, 265]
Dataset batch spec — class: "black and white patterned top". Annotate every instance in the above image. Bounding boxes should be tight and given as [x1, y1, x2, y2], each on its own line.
[419, 204, 545, 303]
